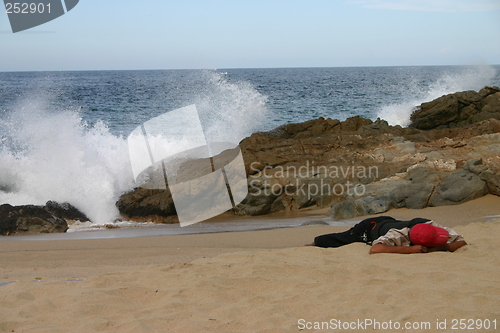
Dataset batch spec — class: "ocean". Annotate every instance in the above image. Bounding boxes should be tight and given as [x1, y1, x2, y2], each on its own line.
[1, 65, 499, 235]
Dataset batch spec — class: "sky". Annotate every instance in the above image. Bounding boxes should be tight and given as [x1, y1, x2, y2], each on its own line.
[0, 0, 499, 71]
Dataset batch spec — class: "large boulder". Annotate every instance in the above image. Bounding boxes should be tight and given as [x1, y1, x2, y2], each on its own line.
[326, 174, 439, 220]
[462, 158, 500, 196]
[116, 188, 178, 223]
[0, 204, 68, 235]
[410, 86, 500, 130]
[429, 169, 488, 206]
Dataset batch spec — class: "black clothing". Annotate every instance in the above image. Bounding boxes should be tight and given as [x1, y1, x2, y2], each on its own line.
[313, 216, 430, 248]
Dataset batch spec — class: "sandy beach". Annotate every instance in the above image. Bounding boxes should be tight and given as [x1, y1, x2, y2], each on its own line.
[1, 195, 499, 332]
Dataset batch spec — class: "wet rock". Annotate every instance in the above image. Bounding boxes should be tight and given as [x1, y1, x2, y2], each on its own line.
[44, 201, 90, 222]
[0, 204, 68, 235]
[115, 188, 178, 223]
[300, 219, 330, 226]
[410, 86, 500, 130]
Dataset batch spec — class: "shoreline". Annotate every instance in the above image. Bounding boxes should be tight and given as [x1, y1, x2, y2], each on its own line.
[0, 195, 498, 249]
[1, 194, 499, 242]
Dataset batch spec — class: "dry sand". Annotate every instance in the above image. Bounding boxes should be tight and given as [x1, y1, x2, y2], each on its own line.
[0, 195, 499, 332]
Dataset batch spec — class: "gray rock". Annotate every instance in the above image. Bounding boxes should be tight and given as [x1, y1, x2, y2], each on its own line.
[349, 179, 409, 200]
[327, 196, 391, 220]
[327, 200, 357, 220]
[300, 219, 330, 226]
[429, 169, 488, 206]
[383, 183, 435, 209]
[462, 158, 500, 196]
[361, 196, 391, 214]
[481, 169, 500, 196]
[461, 159, 487, 174]
[404, 167, 446, 184]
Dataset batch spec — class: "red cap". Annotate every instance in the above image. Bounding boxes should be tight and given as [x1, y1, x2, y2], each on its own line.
[410, 223, 449, 247]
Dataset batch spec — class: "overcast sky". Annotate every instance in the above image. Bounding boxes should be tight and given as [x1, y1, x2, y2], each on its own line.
[1, 0, 499, 71]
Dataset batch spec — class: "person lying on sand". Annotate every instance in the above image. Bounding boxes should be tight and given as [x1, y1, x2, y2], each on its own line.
[304, 216, 467, 254]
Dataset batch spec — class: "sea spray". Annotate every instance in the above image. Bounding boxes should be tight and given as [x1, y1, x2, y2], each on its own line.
[0, 70, 269, 225]
[193, 70, 268, 144]
[0, 101, 135, 224]
[377, 64, 497, 126]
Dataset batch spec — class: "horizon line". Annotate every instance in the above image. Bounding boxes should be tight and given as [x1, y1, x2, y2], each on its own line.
[1, 63, 499, 74]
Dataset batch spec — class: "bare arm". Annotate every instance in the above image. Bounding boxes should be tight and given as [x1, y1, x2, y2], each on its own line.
[369, 241, 467, 254]
[427, 241, 467, 253]
[369, 243, 428, 254]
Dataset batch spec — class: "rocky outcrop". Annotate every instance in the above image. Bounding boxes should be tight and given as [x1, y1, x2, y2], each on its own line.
[44, 201, 90, 222]
[116, 188, 178, 223]
[0, 204, 68, 235]
[117, 86, 500, 222]
[237, 118, 500, 218]
[118, 116, 414, 221]
[410, 86, 500, 130]
[327, 157, 498, 220]
[0, 201, 90, 235]
[240, 116, 413, 176]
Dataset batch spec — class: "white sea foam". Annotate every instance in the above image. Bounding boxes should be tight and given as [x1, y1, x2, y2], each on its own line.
[0, 71, 268, 225]
[0, 100, 134, 224]
[377, 65, 498, 126]
[194, 70, 268, 144]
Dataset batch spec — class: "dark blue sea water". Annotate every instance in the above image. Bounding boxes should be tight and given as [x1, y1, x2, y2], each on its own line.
[0, 65, 499, 228]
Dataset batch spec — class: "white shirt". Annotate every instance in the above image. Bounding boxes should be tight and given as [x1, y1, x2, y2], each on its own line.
[372, 221, 464, 246]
